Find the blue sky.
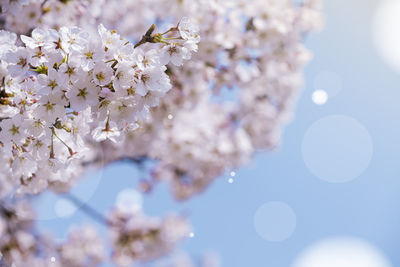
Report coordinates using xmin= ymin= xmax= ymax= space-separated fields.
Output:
xmin=36 ymin=0 xmax=400 ymax=266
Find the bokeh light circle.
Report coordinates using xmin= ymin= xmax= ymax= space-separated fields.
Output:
xmin=115 ymin=188 xmax=143 ymax=214
xmin=54 ymin=199 xmax=77 ymax=218
xmin=302 ymin=115 xmax=373 ymax=183
xmin=254 ymin=201 xmax=296 ymax=242
xmin=292 ymin=236 xmax=393 ymax=267
xmin=373 ymin=0 xmax=400 ymax=73
xmin=312 ymin=90 xmax=328 ymax=105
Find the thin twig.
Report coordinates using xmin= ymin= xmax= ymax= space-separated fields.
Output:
xmin=61 ymin=193 xmax=110 ymax=225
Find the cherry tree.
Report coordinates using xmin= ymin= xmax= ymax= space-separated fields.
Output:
xmin=0 ymin=0 xmax=323 ymax=266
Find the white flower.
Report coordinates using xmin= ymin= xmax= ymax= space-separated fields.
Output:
xmin=58 ymin=58 xmax=81 ymax=83
xmin=3 ymin=75 xmax=23 ymax=94
xmin=59 ymin=26 xmax=89 ymax=53
xmin=0 ymin=115 xmax=27 ymax=146
xmin=159 ymin=44 xmax=188 ymax=66
xmin=20 ymin=28 xmax=47 ymax=49
xmin=135 ymin=66 xmax=164 ymax=96
xmin=33 ymin=94 xmax=66 ymax=123
xmin=29 ymin=46 xmax=47 ymax=67
xmin=44 ymin=50 xmax=64 ymax=69
xmin=97 ymin=24 xmax=124 ymax=51
xmin=43 ymin=28 xmax=62 ymax=52
xmin=77 ymin=39 xmax=104 ymax=71
xmin=92 ymin=61 xmax=113 ymax=86
xmin=26 ymin=118 xmax=50 ymax=138
xmin=92 ymin=120 xmax=120 ymax=143
xmin=114 ymin=43 xmax=135 ymax=63
xmin=29 ymin=137 xmax=50 ymax=160
xmin=11 ymin=153 xmax=38 ymax=178
xmin=5 ymin=47 xmax=31 ymax=76
xmin=112 ymin=62 xmax=132 ymax=92
xmin=66 ymin=78 xmax=99 ymax=111
xmin=36 ymin=68 xmax=68 ymax=95
xmin=132 ymin=48 xmax=160 ymax=70
xmin=178 ymin=17 xmax=200 ymax=42
xmin=183 ymin=40 xmax=198 ymax=56
xmin=0 ymin=30 xmax=17 ymax=56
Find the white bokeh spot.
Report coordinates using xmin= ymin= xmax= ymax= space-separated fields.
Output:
xmin=302 ymin=115 xmax=373 ymax=183
xmin=292 ymin=236 xmax=393 ymax=267
xmin=254 ymin=201 xmax=296 ymax=242
xmin=373 ymin=0 xmax=400 ymax=73
xmin=116 ymin=188 xmax=143 ymax=214
xmin=312 ymin=90 xmax=328 ymax=105
xmin=54 ymin=199 xmax=77 ymax=218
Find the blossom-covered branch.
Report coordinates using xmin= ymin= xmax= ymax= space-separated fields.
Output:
xmin=0 ymin=0 xmax=323 ymax=266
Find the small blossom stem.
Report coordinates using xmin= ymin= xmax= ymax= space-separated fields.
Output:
xmin=49 ymin=128 xmax=55 ymax=159
xmin=163 ymin=37 xmax=183 ymax=40
xmin=51 ymin=127 xmax=74 ymax=156
xmin=105 ymin=112 xmax=111 ymax=131
xmin=104 ymin=59 xmax=117 ymax=64
xmin=161 ymin=28 xmax=177 ymax=35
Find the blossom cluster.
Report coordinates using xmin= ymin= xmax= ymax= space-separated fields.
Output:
xmin=0 ymin=19 xmax=199 ymax=197
xmin=57 ymin=225 xmax=104 ymax=267
xmin=108 ymin=208 xmax=190 ymax=266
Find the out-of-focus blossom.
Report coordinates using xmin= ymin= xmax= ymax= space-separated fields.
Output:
xmin=58 ymin=226 xmax=104 ymax=267
xmin=108 ymin=207 xmax=190 ymax=266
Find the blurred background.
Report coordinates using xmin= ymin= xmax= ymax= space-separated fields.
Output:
xmin=34 ymin=0 xmax=400 ymax=266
